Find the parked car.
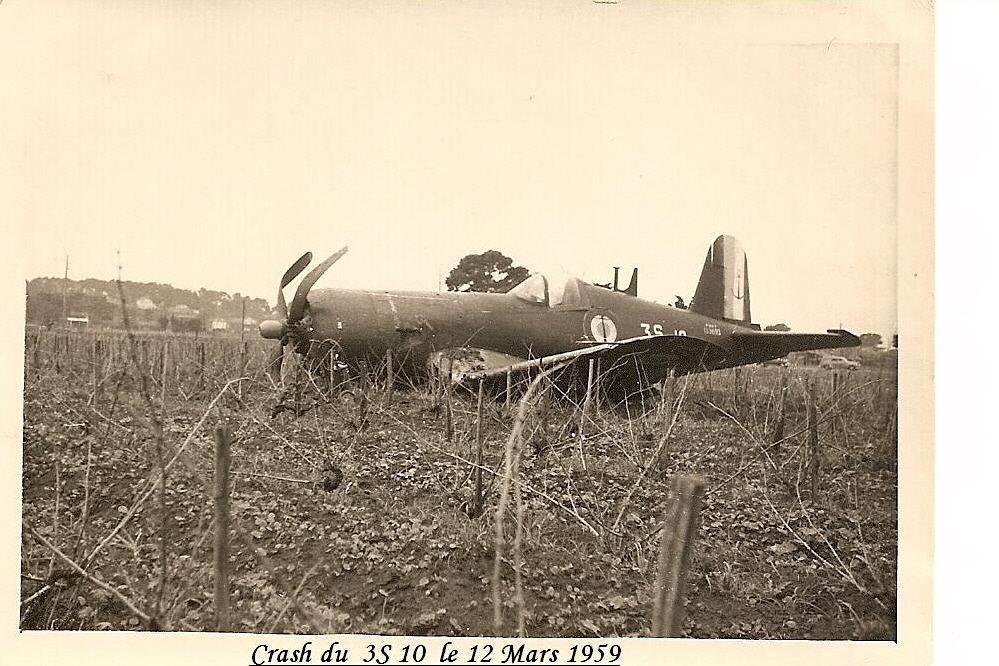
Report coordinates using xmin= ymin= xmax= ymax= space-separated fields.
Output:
xmin=820 ymin=355 xmax=860 ymax=370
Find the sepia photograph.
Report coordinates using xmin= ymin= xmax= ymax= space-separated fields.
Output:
xmin=3 ymin=1 xmax=936 ymax=664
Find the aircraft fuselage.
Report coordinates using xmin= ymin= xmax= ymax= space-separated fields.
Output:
xmin=301 ymin=281 xmax=752 ymax=384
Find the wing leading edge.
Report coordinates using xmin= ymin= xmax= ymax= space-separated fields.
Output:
xmin=449 ymin=328 xmax=858 ymax=391
xmin=460 ymin=335 xmax=727 ymax=387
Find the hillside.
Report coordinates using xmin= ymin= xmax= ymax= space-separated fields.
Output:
xmin=25 ymin=277 xmax=272 ymax=330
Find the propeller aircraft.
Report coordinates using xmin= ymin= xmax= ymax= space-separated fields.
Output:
xmin=259 ymin=236 xmax=860 ymax=400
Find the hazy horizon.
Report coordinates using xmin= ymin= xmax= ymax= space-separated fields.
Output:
xmin=5 ymin=1 xmax=931 ymax=341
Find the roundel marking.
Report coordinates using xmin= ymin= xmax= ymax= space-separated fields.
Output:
xmin=589 ymin=314 xmax=618 ymax=342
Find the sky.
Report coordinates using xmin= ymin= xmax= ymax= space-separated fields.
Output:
xmin=2 ymin=1 xmax=931 ymax=340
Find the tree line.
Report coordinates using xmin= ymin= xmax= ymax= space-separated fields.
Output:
xmin=25 ymin=277 xmax=271 ymax=329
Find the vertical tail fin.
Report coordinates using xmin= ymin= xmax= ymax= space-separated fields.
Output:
xmin=690 ymin=235 xmax=752 ymax=325
xmin=621 ymin=268 xmax=638 ymax=297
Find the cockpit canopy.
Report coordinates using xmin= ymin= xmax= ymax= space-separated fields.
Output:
xmin=509 ymin=274 xmax=588 ymax=309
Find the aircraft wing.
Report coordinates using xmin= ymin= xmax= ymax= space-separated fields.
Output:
xmin=730 ymin=328 xmax=861 ymax=362
xmin=459 ymin=335 xmax=726 ymax=386
xmin=454 ymin=344 xmax=613 ymax=383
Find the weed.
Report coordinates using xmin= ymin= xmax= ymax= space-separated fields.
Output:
xmin=21 ymin=328 xmax=896 ymax=638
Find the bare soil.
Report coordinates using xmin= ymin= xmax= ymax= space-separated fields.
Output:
xmin=20 ymin=328 xmax=897 ymax=639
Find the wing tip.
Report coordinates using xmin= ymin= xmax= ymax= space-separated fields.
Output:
xmin=826 ymin=329 xmax=862 ymax=347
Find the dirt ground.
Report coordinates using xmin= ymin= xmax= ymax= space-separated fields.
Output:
xmin=21 ymin=329 xmax=897 ymax=639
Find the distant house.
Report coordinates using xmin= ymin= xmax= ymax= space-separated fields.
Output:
xmin=210 ymin=318 xmax=229 ymax=333
xmin=169 ymin=305 xmax=203 ymax=333
xmin=225 ymin=316 xmax=259 ymax=333
xmin=66 ymin=313 xmax=89 ymax=329
xmin=136 ymin=297 xmax=157 ymax=310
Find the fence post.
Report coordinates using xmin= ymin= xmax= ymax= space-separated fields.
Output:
xmin=772 ymin=368 xmax=788 ymax=444
xmin=161 ymin=340 xmax=170 ymax=407
xmin=198 ymin=342 xmax=206 ymax=392
xmin=385 ymin=348 xmax=394 ymax=400
xmin=213 ymin=427 xmax=232 ymax=632
xmin=444 ymin=359 xmax=454 ymax=443
xmin=807 ymin=381 xmax=820 ymax=504
xmin=505 ymin=368 xmax=512 ymax=410
xmin=90 ymin=335 xmax=98 ymax=408
xmin=239 ymin=341 xmax=248 ymax=400
xmin=651 ymin=474 xmax=706 ymax=638
xmin=731 ymin=367 xmax=743 ymax=414
xmin=580 ymin=358 xmax=596 ymax=437
xmin=654 ymin=371 xmax=676 ymax=472
xmin=593 ymin=358 xmax=602 ymax=407
xmin=473 ymin=378 xmax=485 ymax=518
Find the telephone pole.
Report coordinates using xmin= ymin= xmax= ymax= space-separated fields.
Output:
xmin=62 ymin=255 xmax=69 ymax=327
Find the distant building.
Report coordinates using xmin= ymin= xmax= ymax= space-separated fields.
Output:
xmin=225 ymin=316 xmax=259 ymax=333
xmin=136 ymin=297 xmax=157 ymax=310
xmin=66 ymin=313 xmax=89 ymax=329
xmin=169 ymin=305 xmax=203 ymax=333
xmin=210 ymin=318 xmax=229 ymax=333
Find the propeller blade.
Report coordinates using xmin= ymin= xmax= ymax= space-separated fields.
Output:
xmin=288 ymin=246 xmax=348 ymax=323
xmin=275 ymin=252 xmax=312 ymax=319
xmin=281 ymin=252 xmax=313 ymax=289
xmin=276 ymin=290 xmax=288 ymax=319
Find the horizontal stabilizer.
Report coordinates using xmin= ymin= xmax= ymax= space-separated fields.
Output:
xmin=731 ymin=328 xmax=860 ymax=363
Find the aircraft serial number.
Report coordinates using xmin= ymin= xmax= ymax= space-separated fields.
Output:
xmin=640 ymin=323 xmax=686 ymax=337
xmin=703 ymin=323 xmax=722 ymax=336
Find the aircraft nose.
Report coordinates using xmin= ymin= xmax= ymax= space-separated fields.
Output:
xmin=259 ymin=320 xmax=286 ymax=340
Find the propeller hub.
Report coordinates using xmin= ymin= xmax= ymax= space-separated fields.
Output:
xmin=259 ymin=320 xmax=287 ymax=340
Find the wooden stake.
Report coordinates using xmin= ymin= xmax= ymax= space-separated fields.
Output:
xmin=731 ymin=367 xmax=741 ymax=413
xmin=655 ymin=371 xmax=676 ymax=472
xmin=772 ymin=369 xmax=787 ymax=444
xmin=807 ymin=381 xmax=820 ymax=504
xmin=213 ymin=427 xmax=232 ymax=632
xmin=580 ymin=358 xmax=595 ymax=438
xmin=505 ymin=369 xmax=512 ymax=410
xmin=160 ymin=340 xmax=169 ymax=400
xmin=474 ymin=378 xmax=485 ymax=517
xmin=651 ymin=475 xmax=706 ymax=637
xmin=90 ymin=335 xmax=98 ymax=408
xmin=198 ymin=342 xmax=206 ymax=392
xmin=444 ymin=359 xmax=454 ymax=443
xmin=593 ymin=357 xmax=602 ymax=407
xmin=385 ymin=348 xmax=394 ymax=400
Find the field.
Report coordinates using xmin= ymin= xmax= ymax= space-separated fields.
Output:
xmin=20 ymin=327 xmax=897 ymax=639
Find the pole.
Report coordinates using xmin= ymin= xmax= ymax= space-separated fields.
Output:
xmin=445 ymin=359 xmax=454 ymax=443
xmin=385 ymin=348 xmax=394 ymax=400
xmin=651 ymin=475 xmax=706 ymax=637
xmin=474 ymin=379 xmax=485 ymax=517
xmin=505 ymin=369 xmax=512 ymax=410
xmin=238 ymin=298 xmax=247 ymax=399
xmin=213 ymin=427 xmax=232 ymax=631
xmin=807 ymin=381 xmax=820 ymax=504
xmin=580 ymin=358 xmax=595 ymax=437
xmin=62 ymin=255 xmax=69 ymax=328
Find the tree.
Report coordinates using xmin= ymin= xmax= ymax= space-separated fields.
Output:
xmin=860 ymin=333 xmax=883 ymax=348
xmin=765 ymin=323 xmax=791 ymax=332
xmin=445 ymin=250 xmax=530 ymax=293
